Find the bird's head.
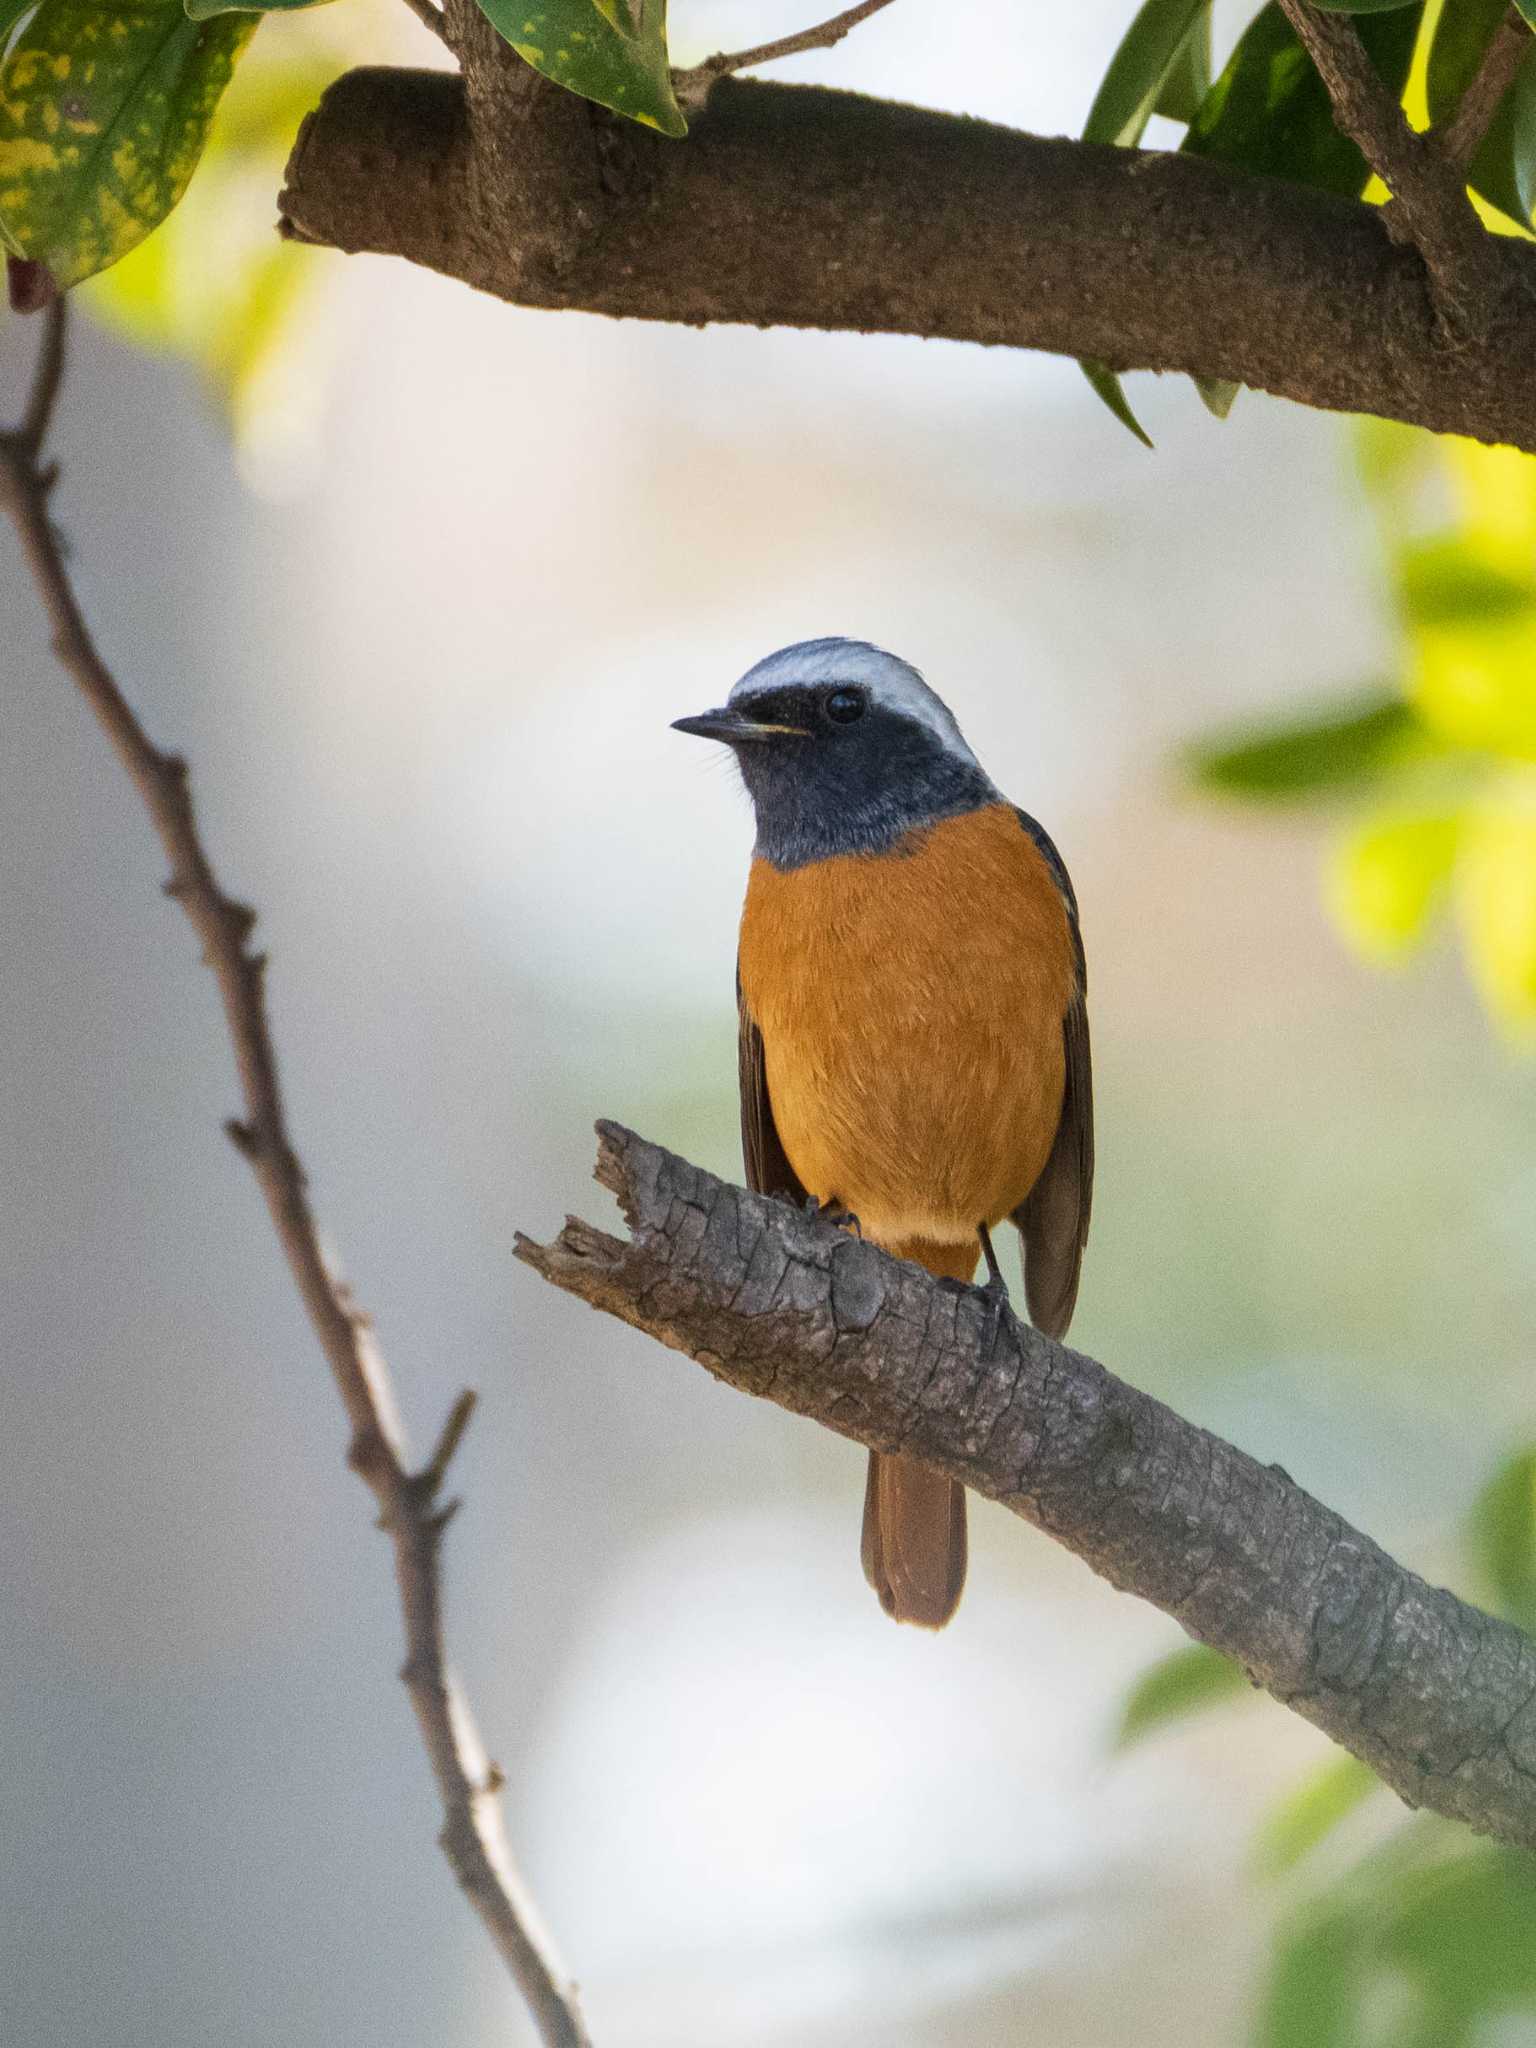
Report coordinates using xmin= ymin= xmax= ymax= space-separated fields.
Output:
xmin=673 ymin=638 xmax=996 ymax=869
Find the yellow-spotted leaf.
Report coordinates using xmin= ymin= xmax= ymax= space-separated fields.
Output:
xmin=184 ymin=0 xmax=328 ymax=16
xmin=0 ymin=2 xmax=255 ymax=289
xmin=1325 ymin=808 xmax=1460 ymax=963
xmin=474 ymin=0 xmax=684 ymax=137
xmin=1456 ymin=774 xmax=1536 ymax=1041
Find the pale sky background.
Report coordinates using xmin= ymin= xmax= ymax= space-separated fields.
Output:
xmin=5 ymin=3 xmax=1535 ymax=2046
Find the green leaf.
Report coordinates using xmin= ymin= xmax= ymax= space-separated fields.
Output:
xmin=1467 ymin=1446 xmax=1536 ymax=1630
xmin=1184 ymin=2 xmax=1422 ymax=198
xmin=1154 ymin=5 xmax=1210 ymax=123
xmin=1194 ymin=373 xmax=1239 ymax=419
xmin=183 ymin=0 xmax=329 ymax=16
xmin=1253 ymin=1754 xmax=1380 ymax=1877
xmin=1381 ymin=1849 xmax=1536 ymax=2015
xmin=1114 ymin=1641 xmax=1250 ymax=1747
xmin=474 ymin=0 xmax=685 ymax=137
xmin=1187 ymin=693 xmax=1418 ymax=802
xmin=1078 ymin=357 xmax=1153 ymax=448
xmin=0 ymin=0 xmax=39 ymax=47
xmin=1084 ymin=0 xmax=1212 ymax=147
xmin=1398 ymin=539 xmax=1536 ymax=626
xmin=1258 ymin=1907 xmax=1366 ymax=2048
xmin=1307 ymin=0 xmax=1418 ymax=10
xmin=0 ymin=2 xmax=255 ymax=288
xmin=1326 ymin=805 xmax=1461 ymax=962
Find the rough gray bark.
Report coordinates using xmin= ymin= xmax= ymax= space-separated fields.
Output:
xmin=280 ymin=65 xmax=1536 ymax=453
xmin=516 ymin=1121 xmax=1536 ymax=1852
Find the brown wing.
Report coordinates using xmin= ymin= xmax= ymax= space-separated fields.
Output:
xmin=738 ymin=967 xmax=808 ymax=1204
xmin=1010 ymin=813 xmax=1094 ymax=1342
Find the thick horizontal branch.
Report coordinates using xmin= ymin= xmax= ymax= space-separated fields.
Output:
xmin=281 ymin=68 xmax=1536 ymax=451
xmin=517 ymin=1122 xmax=1536 ymax=1851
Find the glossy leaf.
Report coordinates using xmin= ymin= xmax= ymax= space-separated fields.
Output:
xmin=81 ymin=31 xmax=332 ymax=449
xmin=1467 ymin=1445 xmax=1536 ymax=1631
xmin=1154 ymin=4 xmax=1210 ymax=123
xmin=474 ymin=0 xmax=685 ymax=137
xmin=1253 ymin=1754 xmax=1380 ymax=1877
xmin=0 ymin=0 xmax=38 ymax=45
xmin=0 ymin=3 xmax=255 ymax=288
xmin=1083 ymin=0 xmax=1212 ymax=148
xmin=1456 ymin=775 xmax=1536 ymax=1039
xmin=1184 ymin=2 xmax=1422 ymax=198
xmin=1326 ymin=807 xmax=1460 ymax=962
xmin=1114 ymin=1641 xmax=1249 ymax=1747
xmin=184 ymin=0 xmax=330 ymax=17
xmin=1078 ymin=356 xmax=1154 ymax=448
xmin=1187 ymin=694 xmax=1417 ymax=802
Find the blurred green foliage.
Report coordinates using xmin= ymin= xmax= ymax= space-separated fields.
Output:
xmin=1117 ymin=1446 xmax=1536 ymax=2044
xmin=1192 ymin=428 xmax=1536 ymax=1046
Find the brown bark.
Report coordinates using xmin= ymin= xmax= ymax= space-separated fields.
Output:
xmin=517 ymin=1122 xmax=1536 ymax=1853
xmin=281 ymin=65 xmax=1536 ymax=451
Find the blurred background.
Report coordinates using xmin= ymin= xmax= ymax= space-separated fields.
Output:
xmin=4 ymin=1 xmax=1536 ymax=2043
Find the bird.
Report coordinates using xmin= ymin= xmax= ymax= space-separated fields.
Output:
xmin=673 ymin=638 xmax=1092 ymax=1629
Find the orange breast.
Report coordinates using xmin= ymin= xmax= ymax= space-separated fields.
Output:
xmin=738 ymin=802 xmax=1076 ymax=1252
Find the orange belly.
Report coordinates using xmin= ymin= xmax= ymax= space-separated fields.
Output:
xmin=738 ymin=802 xmax=1075 ymax=1250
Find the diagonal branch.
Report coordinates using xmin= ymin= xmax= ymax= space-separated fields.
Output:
xmin=279 ymin=71 xmax=1536 ymax=454
xmin=673 ymin=0 xmax=896 ymax=108
xmin=1276 ymin=0 xmax=1509 ymax=334
xmin=398 ymin=0 xmax=452 ymax=47
xmin=517 ymin=1122 xmax=1536 ymax=1854
xmin=1441 ymin=3 xmax=1532 ymax=169
xmin=0 ymin=310 xmax=589 ymax=2048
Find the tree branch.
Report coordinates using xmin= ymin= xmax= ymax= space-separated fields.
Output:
xmin=1276 ymin=0 xmax=1507 ymax=334
xmin=516 ymin=1122 xmax=1536 ymax=1853
xmin=279 ymin=69 xmax=1536 ymax=453
xmin=1441 ymin=4 xmax=1532 ymax=169
xmin=398 ymin=0 xmax=452 ymax=48
xmin=0 ymin=311 xmax=589 ymax=2048
xmin=673 ymin=0 xmax=896 ymax=109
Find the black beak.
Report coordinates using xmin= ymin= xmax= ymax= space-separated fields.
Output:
xmin=672 ymin=707 xmax=808 ymax=743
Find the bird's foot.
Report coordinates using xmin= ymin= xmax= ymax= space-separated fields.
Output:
xmin=811 ymin=1197 xmax=862 ymax=1238
xmin=977 ymin=1223 xmax=1011 ymax=1359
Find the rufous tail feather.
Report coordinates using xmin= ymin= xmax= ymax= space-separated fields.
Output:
xmin=860 ymin=1235 xmax=975 ymax=1629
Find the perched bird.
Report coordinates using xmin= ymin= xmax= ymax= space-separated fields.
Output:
xmin=674 ymin=639 xmax=1092 ymax=1629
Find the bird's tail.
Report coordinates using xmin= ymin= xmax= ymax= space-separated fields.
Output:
xmin=860 ymin=1234 xmax=975 ymax=1629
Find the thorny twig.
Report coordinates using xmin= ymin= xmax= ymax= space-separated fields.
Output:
xmin=0 ymin=303 xmax=589 ymax=2048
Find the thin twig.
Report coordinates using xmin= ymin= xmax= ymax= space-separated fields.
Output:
xmin=399 ymin=0 xmax=453 ymax=48
xmin=673 ymin=0 xmax=895 ymax=107
xmin=0 ymin=306 xmax=589 ymax=2048
xmin=1441 ymin=3 xmax=1531 ymax=169
xmin=1277 ymin=0 xmax=1509 ymax=337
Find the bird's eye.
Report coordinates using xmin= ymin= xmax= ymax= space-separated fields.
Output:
xmin=824 ymin=687 xmax=867 ymax=725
